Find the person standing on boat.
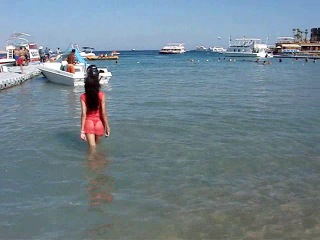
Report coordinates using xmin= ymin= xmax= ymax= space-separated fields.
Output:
xmin=24 ymin=47 xmax=30 ymax=65
xmin=80 ymin=65 xmax=110 ymax=148
xmin=66 ymin=49 xmax=76 ymax=73
xmin=38 ymin=46 xmax=45 ymax=63
xmin=44 ymin=47 xmax=49 ymax=61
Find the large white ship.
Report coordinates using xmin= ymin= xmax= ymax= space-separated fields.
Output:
xmin=224 ymin=37 xmax=272 ymax=58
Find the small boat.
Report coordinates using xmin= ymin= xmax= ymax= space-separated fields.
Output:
xmin=159 ymin=43 xmax=186 ymax=54
xmin=86 ymin=55 xmax=119 ymax=61
xmin=79 ymin=46 xmax=96 ymax=58
xmin=111 ymin=51 xmax=120 ymax=55
xmin=37 ymin=44 xmax=112 ymax=86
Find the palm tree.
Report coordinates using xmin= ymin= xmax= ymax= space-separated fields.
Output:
xmin=293 ymin=28 xmax=296 ymax=40
xmin=296 ymin=28 xmax=301 ymax=41
xmin=305 ymin=29 xmax=308 ymax=42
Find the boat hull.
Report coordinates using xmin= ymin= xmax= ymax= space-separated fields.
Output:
xmin=224 ymin=52 xmax=272 ymax=58
xmin=86 ymin=56 xmax=119 ymax=60
xmin=159 ymin=51 xmax=185 ymax=54
xmin=0 ymin=58 xmax=16 ymax=66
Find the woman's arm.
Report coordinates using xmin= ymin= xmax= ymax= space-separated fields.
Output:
xmin=80 ymin=99 xmax=87 ymax=141
xmin=100 ymin=93 xmax=110 ymax=136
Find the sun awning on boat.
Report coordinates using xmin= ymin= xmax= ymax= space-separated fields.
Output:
xmin=63 ymin=44 xmax=88 ymax=65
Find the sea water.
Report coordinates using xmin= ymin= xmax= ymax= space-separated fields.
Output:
xmin=0 ymin=51 xmax=319 ymax=239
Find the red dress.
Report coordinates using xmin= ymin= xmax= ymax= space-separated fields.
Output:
xmin=80 ymin=92 xmax=105 ymax=135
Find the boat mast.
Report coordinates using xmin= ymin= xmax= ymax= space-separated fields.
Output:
xmin=266 ymin=34 xmax=270 ymax=45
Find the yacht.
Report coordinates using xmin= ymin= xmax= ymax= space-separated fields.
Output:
xmin=195 ymin=46 xmax=207 ymax=51
xmin=224 ymin=38 xmax=272 ymax=58
xmin=209 ymin=46 xmax=226 ymax=53
xmin=159 ymin=43 xmax=186 ymax=54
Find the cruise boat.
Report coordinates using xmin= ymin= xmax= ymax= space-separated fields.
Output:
xmin=209 ymin=46 xmax=226 ymax=53
xmin=37 ymin=45 xmax=112 ymax=86
xmin=159 ymin=43 xmax=186 ymax=54
xmin=224 ymin=37 xmax=272 ymax=58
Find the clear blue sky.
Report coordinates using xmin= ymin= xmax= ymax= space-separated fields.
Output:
xmin=1 ymin=0 xmax=319 ymax=51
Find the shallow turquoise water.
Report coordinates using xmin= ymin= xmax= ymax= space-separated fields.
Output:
xmin=0 ymin=51 xmax=320 ymax=239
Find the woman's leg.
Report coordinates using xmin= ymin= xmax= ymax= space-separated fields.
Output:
xmin=95 ymin=135 xmax=103 ymax=144
xmin=86 ymin=134 xmax=97 ymax=148
xmin=20 ymin=64 xmax=24 ymax=74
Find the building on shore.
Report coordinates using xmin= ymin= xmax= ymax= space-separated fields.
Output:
xmin=272 ymin=27 xmax=320 ymax=58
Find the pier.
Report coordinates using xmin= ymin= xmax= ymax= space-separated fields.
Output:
xmin=0 ymin=63 xmax=41 ymax=90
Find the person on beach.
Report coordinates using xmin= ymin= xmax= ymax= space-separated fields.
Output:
xmin=80 ymin=65 xmax=110 ymax=148
xmin=66 ymin=49 xmax=76 ymax=73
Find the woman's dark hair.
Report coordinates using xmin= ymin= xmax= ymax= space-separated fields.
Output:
xmin=86 ymin=65 xmax=99 ymax=78
xmin=84 ymin=76 xmax=100 ymax=111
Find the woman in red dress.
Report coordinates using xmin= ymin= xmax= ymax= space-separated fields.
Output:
xmin=80 ymin=65 xmax=110 ymax=148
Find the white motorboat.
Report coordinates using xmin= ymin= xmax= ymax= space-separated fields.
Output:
xmin=78 ymin=46 xmax=96 ymax=58
xmin=111 ymin=51 xmax=120 ymax=55
xmin=159 ymin=43 xmax=186 ymax=54
xmin=209 ymin=46 xmax=226 ymax=53
xmin=37 ymin=45 xmax=112 ymax=86
xmin=224 ymin=37 xmax=273 ymax=58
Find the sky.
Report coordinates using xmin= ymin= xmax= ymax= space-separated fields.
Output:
xmin=1 ymin=0 xmax=319 ymax=51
